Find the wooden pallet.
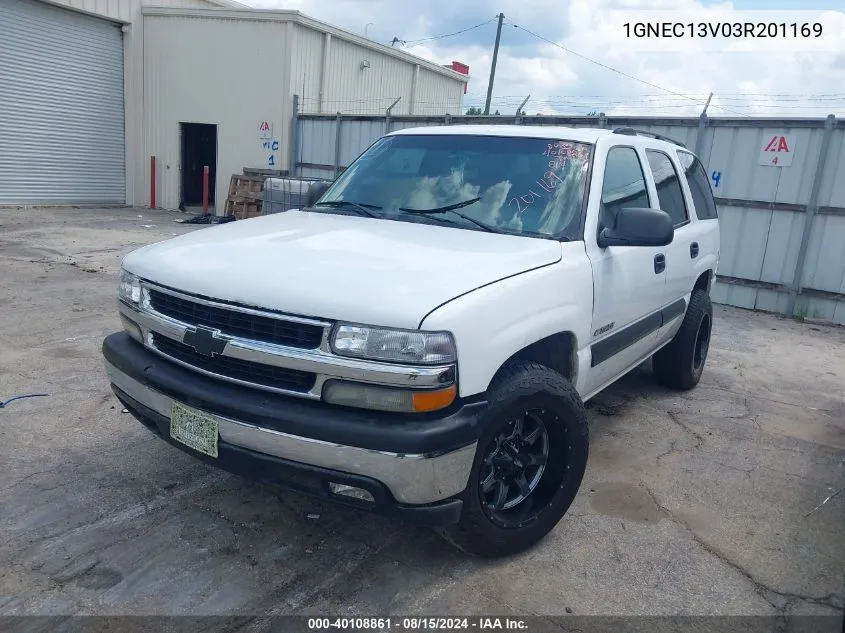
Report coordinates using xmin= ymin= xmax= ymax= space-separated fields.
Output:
xmin=224 ymin=173 xmax=265 ymax=219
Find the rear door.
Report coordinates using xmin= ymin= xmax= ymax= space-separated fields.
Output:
xmin=677 ymin=150 xmax=721 ymax=287
xmin=583 ymin=144 xmax=667 ymax=396
xmin=643 ymin=149 xmax=696 ymax=342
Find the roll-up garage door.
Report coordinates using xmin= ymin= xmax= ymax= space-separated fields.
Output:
xmin=0 ymin=0 xmax=125 ymax=204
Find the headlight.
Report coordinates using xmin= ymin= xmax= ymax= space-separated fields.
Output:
xmin=331 ymin=324 xmax=456 ymax=364
xmin=118 ymin=269 xmax=141 ymax=305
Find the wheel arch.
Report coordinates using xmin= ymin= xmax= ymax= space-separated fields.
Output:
xmin=488 ymin=331 xmax=579 ymax=391
xmin=694 ymin=269 xmax=713 ymax=294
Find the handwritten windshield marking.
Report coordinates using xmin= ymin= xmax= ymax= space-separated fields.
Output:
xmin=543 ymin=142 xmax=590 ymax=171
xmin=508 ymin=171 xmax=566 ymax=215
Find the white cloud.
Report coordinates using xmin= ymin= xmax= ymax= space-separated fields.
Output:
xmin=244 ymin=0 xmax=845 ymax=117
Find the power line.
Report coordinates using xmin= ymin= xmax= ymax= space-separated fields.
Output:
xmin=394 ymin=17 xmax=497 ymax=47
xmin=504 ymin=21 xmax=751 ymax=117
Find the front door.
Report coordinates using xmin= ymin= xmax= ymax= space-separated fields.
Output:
xmin=582 ymin=145 xmax=668 ymax=397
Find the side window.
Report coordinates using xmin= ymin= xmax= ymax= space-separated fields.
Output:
xmin=678 ymin=151 xmax=718 ymax=220
xmin=600 ymin=147 xmax=650 ymax=230
xmin=645 ymin=150 xmax=688 ymax=227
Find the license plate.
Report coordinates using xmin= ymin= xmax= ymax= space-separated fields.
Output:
xmin=170 ymin=402 xmax=219 ymax=458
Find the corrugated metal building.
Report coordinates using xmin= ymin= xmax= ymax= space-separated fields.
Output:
xmin=0 ymin=0 xmax=468 ymax=210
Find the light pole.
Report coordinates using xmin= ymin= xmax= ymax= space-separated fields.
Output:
xmin=365 ymin=23 xmax=374 ymax=38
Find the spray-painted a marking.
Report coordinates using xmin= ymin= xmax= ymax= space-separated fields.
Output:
xmin=712 ymin=171 xmax=722 ymax=188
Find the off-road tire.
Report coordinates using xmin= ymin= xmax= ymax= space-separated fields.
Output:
xmin=436 ymin=360 xmax=589 ymax=557
xmin=653 ymin=289 xmax=713 ymax=390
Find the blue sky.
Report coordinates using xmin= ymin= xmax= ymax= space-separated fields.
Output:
xmin=245 ymin=0 xmax=845 ymax=117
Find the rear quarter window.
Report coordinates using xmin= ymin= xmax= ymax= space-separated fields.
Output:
xmin=678 ymin=151 xmax=718 ymax=220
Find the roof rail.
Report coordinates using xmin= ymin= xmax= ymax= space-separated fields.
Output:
xmin=612 ymin=127 xmax=686 ymax=148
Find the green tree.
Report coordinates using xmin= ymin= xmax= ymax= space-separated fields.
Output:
xmin=465 ymin=106 xmax=483 ymax=115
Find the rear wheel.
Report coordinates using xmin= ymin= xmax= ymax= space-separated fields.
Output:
xmin=436 ymin=360 xmax=589 ymax=557
xmin=653 ymin=289 xmax=713 ymax=390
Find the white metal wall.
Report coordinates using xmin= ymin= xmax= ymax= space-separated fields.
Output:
xmin=296 ymin=113 xmax=845 ymax=324
xmin=0 ymin=0 xmax=125 ymax=204
xmin=290 ymin=23 xmax=326 ymax=115
xmin=413 ymin=70 xmax=464 ymax=116
xmin=141 ymin=9 xmax=466 ymax=210
xmin=143 ymin=14 xmax=289 ymax=211
xmin=293 ymin=24 xmax=465 ymax=117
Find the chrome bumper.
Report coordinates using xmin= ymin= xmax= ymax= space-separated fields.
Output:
xmin=105 ymin=361 xmax=477 ymax=505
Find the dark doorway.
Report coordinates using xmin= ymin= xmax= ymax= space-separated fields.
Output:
xmin=180 ymin=123 xmax=217 ymax=210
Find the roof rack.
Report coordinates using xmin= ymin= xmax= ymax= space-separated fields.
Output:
xmin=612 ymin=127 xmax=686 ymax=148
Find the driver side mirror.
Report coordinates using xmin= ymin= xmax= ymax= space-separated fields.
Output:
xmin=598 ymin=207 xmax=674 ymax=248
xmin=305 ymin=180 xmax=332 ymax=208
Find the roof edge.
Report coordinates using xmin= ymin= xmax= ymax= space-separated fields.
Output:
xmin=140 ymin=6 xmax=470 ymax=83
xmin=204 ymin=0 xmax=251 ymax=8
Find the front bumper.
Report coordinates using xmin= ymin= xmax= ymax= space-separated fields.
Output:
xmin=103 ymin=332 xmax=487 ymax=525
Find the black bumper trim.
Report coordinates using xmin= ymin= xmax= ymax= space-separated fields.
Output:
xmin=103 ymin=331 xmax=487 ymax=455
xmin=114 ymin=387 xmax=463 ymax=527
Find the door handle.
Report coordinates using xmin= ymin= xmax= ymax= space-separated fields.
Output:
xmin=690 ymin=242 xmax=699 ymax=258
xmin=654 ymin=253 xmax=666 ymax=274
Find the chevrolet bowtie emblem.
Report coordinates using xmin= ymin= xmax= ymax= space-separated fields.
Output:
xmin=183 ymin=326 xmax=227 ymax=357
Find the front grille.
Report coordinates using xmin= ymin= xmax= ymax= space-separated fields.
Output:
xmin=152 ymin=333 xmax=317 ymax=393
xmin=148 ymin=289 xmax=324 ymax=349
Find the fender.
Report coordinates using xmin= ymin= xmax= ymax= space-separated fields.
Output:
xmin=420 ymin=243 xmax=594 ymax=398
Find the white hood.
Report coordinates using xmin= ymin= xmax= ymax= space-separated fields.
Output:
xmin=123 ymin=211 xmax=562 ymax=329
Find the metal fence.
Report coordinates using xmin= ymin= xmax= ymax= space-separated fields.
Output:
xmin=292 ymin=107 xmax=845 ymax=325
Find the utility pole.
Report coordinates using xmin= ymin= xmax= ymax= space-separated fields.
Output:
xmin=701 ymin=92 xmax=714 ymax=116
xmin=484 ymin=13 xmax=504 ymax=115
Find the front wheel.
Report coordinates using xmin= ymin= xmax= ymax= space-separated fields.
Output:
xmin=653 ymin=289 xmax=713 ymax=390
xmin=436 ymin=360 xmax=589 ymax=557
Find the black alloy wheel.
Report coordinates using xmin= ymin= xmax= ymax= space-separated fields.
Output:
xmin=479 ymin=410 xmax=554 ymax=526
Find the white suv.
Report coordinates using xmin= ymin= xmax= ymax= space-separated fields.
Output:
xmin=104 ymin=125 xmax=720 ymax=556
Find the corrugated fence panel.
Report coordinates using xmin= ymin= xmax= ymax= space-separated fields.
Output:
xmin=710 ymin=282 xmax=757 ymax=310
xmin=818 ymin=128 xmax=845 ymax=208
xmin=802 ymin=214 xmax=845 ymax=293
xmin=389 ymin=120 xmax=438 ymax=132
xmin=709 ymin=125 xmax=826 ymax=205
xmin=717 ymin=205 xmax=773 ymax=281
xmin=298 ymin=165 xmax=335 ymax=180
xmin=759 ymin=210 xmax=806 ymax=285
xmin=300 ymin=119 xmax=337 ymax=167
xmin=338 ymin=120 xmax=384 ymax=166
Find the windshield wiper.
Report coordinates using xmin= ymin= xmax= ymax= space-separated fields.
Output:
xmin=313 ymin=200 xmax=381 ymax=218
xmin=399 ymin=197 xmax=480 ymax=215
xmin=398 ymin=197 xmax=503 ymax=234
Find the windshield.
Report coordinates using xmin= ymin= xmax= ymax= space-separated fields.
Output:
xmin=314 ymin=134 xmax=592 ymax=239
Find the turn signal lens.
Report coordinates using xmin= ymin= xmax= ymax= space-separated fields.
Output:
xmin=120 ymin=314 xmax=143 ymax=342
xmin=412 ymin=385 xmax=457 ymax=412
